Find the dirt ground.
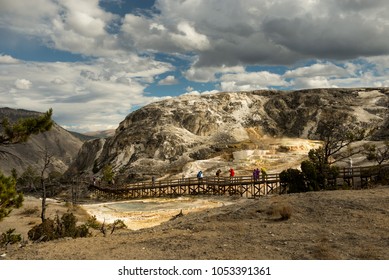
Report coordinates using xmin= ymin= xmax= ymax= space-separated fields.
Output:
xmin=1 ymin=186 xmax=388 ymax=260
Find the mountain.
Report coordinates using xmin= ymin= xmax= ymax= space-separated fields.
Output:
xmin=66 ymin=88 xmax=389 ymax=182
xmin=0 ymin=108 xmax=83 ymax=177
xmin=83 ymin=129 xmax=116 ymax=139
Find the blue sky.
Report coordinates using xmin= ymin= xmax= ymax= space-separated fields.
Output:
xmin=1 ymin=0 xmax=389 ymax=132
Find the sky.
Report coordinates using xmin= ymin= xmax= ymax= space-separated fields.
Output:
xmin=0 ymin=0 xmax=389 ymax=133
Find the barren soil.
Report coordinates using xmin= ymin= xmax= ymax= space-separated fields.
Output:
xmin=1 ymin=186 xmax=388 ymax=260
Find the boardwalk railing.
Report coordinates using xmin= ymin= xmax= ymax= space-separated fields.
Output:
xmin=89 ymin=173 xmax=281 ymax=200
xmin=89 ymin=163 xmax=389 ymax=200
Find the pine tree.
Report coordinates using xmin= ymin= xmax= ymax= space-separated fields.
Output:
xmin=0 ymin=108 xmax=53 ymax=220
xmin=0 ymin=172 xmax=23 ymax=221
xmin=0 ymin=108 xmax=53 ymax=145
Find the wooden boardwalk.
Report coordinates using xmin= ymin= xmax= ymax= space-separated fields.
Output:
xmin=88 ymin=164 xmax=388 ymax=200
xmin=90 ymin=174 xmax=281 ymax=200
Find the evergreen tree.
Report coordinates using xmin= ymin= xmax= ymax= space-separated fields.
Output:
xmin=0 ymin=108 xmax=53 ymax=220
xmin=0 ymin=172 xmax=23 ymax=221
xmin=0 ymin=108 xmax=53 ymax=145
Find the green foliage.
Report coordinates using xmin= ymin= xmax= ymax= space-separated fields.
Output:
xmin=27 ymin=218 xmax=57 ymax=242
xmin=280 ymin=168 xmax=307 ymax=193
xmin=301 ymin=160 xmax=320 ymax=191
xmin=0 ymin=108 xmax=53 ymax=145
xmin=17 ymin=166 xmax=40 ymax=189
xmin=11 ymin=168 xmax=18 ymax=180
xmin=0 ymin=228 xmax=22 ymax=247
xmin=86 ymin=215 xmax=102 ymax=229
xmin=111 ymin=219 xmax=127 ymax=230
xmin=0 ymin=172 xmax=24 ymax=221
xmin=28 ymin=212 xmax=90 ymax=242
xmin=102 ymin=164 xmax=115 ymax=184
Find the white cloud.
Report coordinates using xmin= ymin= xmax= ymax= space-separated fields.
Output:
xmin=220 ymin=71 xmax=288 ymax=91
xmin=283 ymin=62 xmax=351 ymax=79
xmin=158 ymin=75 xmax=178 ymax=85
xmin=0 ymin=55 xmax=20 ymax=64
xmin=185 ymin=65 xmax=245 ymax=83
xmin=121 ymin=15 xmax=210 ymax=53
xmin=0 ymin=57 xmax=173 ymax=132
xmin=291 ymin=76 xmax=334 ymax=89
xmin=14 ymin=79 xmax=32 ymax=90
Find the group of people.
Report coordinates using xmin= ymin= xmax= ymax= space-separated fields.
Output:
xmin=252 ymin=168 xmax=261 ymax=181
xmin=197 ymin=168 xmax=236 ymax=180
xmin=198 ymin=167 xmax=264 ymax=180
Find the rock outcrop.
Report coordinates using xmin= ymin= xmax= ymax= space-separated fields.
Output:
xmin=67 ymin=88 xmax=389 ymax=182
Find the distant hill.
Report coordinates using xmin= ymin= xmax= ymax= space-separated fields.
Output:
xmin=69 ymin=131 xmax=97 ymax=142
xmin=0 ymin=107 xmax=83 ymax=177
xmin=83 ymin=129 xmax=116 ymax=139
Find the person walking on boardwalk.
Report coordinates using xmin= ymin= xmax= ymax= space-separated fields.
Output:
xmin=229 ymin=168 xmax=235 ymax=182
xmin=197 ymin=170 xmax=203 ymax=184
xmin=253 ymin=168 xmax=260 ymax=182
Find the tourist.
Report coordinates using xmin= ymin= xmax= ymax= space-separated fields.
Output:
xmin=197 ymin=170 xmax=203 ymax=187
xmin=253 ymin=168 xmax=260 ymax=181
xmin=229 ymin=168 xmax=235 ymax=181
xmin=197 ymin=170 xmax=203 ymax=181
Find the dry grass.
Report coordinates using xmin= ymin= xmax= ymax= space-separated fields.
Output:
xmin=267 ymin=203 xmax=293 ymax=220
xmin=19 ymin=206 xmax=40 ymax=216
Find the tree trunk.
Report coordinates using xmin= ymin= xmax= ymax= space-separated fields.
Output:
xmin=41 ymin=178 xmax=46 ymax=222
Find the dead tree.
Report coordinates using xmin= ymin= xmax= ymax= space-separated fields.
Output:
xmin=40 ymin=148 xmax=53 ymax=222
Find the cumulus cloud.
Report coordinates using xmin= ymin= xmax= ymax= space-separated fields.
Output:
xmin=158 ymin=75 xmax=178 ymax=85
xmin=0 ymin=57 xmax=173 ymax=132
xmin=153 ymin=0 xmax=389 ymax=65
xmin=220 ymin=71 xmax=288 ymax=91
xmin=283 ymin=62 xmax=351 ymax=79
xmin=121 ymin=15 xmax=210 ymax=53
xmin=0 ymin=55 xmax=20 ymax=64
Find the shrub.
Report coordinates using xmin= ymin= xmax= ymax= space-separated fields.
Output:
xmin=111 ymin=219 xmax=127 ymax=230
xmin=301 ymin=160 xmax=320 ymax=191
xmin=267 ymin=204 xmax=292 ymax=220
xmin=0 ymin=228 xmax=22 ymax=247
xmin=28 ymin=218 xmax=57 ymax=242
xmin=28 ymin=212 xmax=90 ymax=242
xmin=86 ymin=215 xmax=102 ymax=229
xmin=20 ymin=206 xmax=40 ymax=216
xmin=280 ymin=168 xmax=307 ymax=193
xmin=279 ymin=205 xmax=292 ymax=220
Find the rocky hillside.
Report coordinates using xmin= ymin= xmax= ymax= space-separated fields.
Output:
xmin=0 ymin=108 xmax=83 ymax=177
xmin=66 ymin=88 xmax=389 ymax=182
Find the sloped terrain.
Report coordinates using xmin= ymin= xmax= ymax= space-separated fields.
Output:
xmin=1 ymin=186 xmax=388 ymax=260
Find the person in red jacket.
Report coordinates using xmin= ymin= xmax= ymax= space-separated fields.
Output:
xmin=229 ymin=168 xmax=235 ymax=181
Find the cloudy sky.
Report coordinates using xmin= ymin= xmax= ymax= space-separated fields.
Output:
xmin=1 ymin=0 xmax=389 ymax=132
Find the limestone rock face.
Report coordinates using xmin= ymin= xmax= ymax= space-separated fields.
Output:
xmin=68 ymin=88 xmax=389 ymax=181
